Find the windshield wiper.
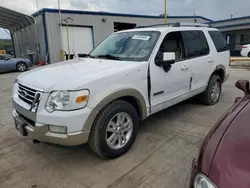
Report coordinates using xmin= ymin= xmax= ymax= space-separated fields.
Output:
xmin=95 ymin=54 xmax=120 ymax=60
xmin=86 ymin=54 xmax=96 ymax=58
xmin=78 ymin=53 xmax=95 ymax=58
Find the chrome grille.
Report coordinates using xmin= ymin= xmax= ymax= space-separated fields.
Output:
xmin=18 ymin=83 xmax=37 ymax=105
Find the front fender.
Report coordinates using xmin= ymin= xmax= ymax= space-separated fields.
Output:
xmin=83 ymin=88 xmax=148 ymax=132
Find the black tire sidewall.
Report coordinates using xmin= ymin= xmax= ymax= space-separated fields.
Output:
xmin=96 ymin=101 xmax=139 ymax=158
xmin=248 ymin=52 xmax=250 ymax=57
xmin=206 ymin=75 xmax=222 ymax=105
xmin=17 ymin=62 xmax=27 ymax=72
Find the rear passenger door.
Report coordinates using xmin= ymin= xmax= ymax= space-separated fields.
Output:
xmin=181 ymin=30 xmax=212 ymax=91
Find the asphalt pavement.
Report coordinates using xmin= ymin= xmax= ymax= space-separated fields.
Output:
xmin=0 ymin=68 xmax=250 ymax=188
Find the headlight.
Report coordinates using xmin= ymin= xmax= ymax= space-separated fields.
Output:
xmin=194 ymin=173 xmax=217 ymax=188
xmin=45 ymin=90 xmax=89 ymax=113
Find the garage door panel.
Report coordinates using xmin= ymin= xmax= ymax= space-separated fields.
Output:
xmin=61 ymin=26 xmax=94 ymax=57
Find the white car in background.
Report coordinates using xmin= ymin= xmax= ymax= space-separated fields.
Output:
xmin=241 ymin=44 xmax=250 ymax=57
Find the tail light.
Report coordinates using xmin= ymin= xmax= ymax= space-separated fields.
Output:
xmin=242 ymin=46 xmax=247 ymax=49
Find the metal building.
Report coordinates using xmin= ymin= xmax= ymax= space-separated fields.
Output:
xmin=12 ymin=8 xmax=211 ymax=63
xmin=207 ymin=17 xmax=250 ymax=55
xmin=0 ymin=6 xmax=36 ymax=59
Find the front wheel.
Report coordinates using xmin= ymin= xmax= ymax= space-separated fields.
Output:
xmin=16 ymin=62 xmax=27 ymax=72
xmin=200 ymin=75 xmax=222 ymax=105
xmin=88 ymin=100 xmax=139 ymax=159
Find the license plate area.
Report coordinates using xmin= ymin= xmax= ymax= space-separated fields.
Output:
xmin=14 ymin=116 xmax=28 ymax=136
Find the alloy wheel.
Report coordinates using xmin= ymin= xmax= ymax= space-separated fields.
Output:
xmin=106 ymin=112 xmax=133 ymax=150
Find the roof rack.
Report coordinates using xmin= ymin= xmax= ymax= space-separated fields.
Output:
xmin=137 ymin=22 xmax=211 ymax=29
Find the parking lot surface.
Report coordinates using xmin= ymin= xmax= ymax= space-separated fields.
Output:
xmin=1 ymin=68 xmax=250 ymax=188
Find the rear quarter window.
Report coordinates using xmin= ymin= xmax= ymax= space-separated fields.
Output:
xmin=209 ymin=31 xmax=229 ymax=52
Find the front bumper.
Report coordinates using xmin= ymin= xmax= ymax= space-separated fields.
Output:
xmin=12 ymin=103 xmax=91 ymax=146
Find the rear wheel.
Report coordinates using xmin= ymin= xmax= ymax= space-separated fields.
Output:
xmin=16 ymin=62 xmax=27 ymax=72
xmin=248 ymin=52 xmax=250 ymax=57
xmin=200 ymin=75 xmax=222 ymax=105
xmin=88 ymin=100 xmax=139 ymax=159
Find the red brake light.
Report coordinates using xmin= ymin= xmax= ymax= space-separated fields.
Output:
xmin=242 ymin=46 xmax=247 ymax=49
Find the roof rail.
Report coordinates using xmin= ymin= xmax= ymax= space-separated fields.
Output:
xmin=137 ymin=22 xmax=211 ymax=29
xmin=176 ymin=22 xmax=211 ymax=27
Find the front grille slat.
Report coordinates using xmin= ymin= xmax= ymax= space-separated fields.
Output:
xmin=18 ymin=84 xmax=36 ymax=94
xmin=18 ymin=89 xmax=35 ymax=99
xmin=18 ymin=94 xmax=33 ymax=103
xmin=17 ymin=83 xmax=39 ymax=106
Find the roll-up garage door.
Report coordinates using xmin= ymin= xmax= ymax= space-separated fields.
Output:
xmin=61 ymin=26 xmax=94 ymax=57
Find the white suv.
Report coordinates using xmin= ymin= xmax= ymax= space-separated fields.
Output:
xmin=12 ymin=23 xmax=230 ymax=159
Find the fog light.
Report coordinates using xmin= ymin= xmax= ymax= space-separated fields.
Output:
xmin=48 ymin=125 xmax=67 ymax=134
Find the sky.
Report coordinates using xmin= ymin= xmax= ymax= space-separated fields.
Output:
xmin=1 ymin=0 xmax=250 ymax=38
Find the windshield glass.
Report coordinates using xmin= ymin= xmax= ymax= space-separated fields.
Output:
xmin=90 ymin=31 xmax=160 ymax=61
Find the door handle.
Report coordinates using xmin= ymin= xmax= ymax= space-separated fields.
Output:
xmin=208 ymin=59 xmax=214 ymax=63
xmin=181 ymin=64 xmax=189 ymax=70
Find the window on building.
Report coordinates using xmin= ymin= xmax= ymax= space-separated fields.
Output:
xmin=240 ymin=33 xmax=250 ymax=45
xmin=181 ymin=30 xmax=210 ymax=58
xmin=114 ymin=22 xmax=136 ymax=32
xmin=209 ymin=31 xmax=229 ymax=52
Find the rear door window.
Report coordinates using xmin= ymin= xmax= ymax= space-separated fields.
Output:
xmin=209 ymin=31 xmax=229 ymax=52
xmin=181 ymin=30 xmax=209 ymax=59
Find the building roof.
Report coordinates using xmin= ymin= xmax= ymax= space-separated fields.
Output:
xmin=207 ymin=16 xmax=250 ymax=24
xmin=0 ymin=6 xmax=36 ymax=32
xmin=206 ymin=16 xmax=250 ymax=31
xmin=32 ymin=8 xmax=213 ymax=22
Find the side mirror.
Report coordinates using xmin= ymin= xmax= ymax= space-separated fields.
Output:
xmin=163 ymin=52 xmax=175 ymax=64
xmin=155 ymin=52 xmax=176 ymax=67
xmin=235 ymin=80 xmax=250 ymax=95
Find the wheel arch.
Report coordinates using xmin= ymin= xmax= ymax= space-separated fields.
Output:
xmin=212 ymin=65 xmax=226 ymax=83
xmin=16 ymin=61 xmax=27 ymax=69
xmin=84 ymin=89 xmax=148 ymax=132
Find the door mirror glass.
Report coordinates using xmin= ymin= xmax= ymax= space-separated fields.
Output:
xmin=235 ymin=80 xmax=250 ymax=95
xmin=163 ymin=52 xmax=175 ymax=63
xmin=155 ymin=52 xmax=176 ymax=67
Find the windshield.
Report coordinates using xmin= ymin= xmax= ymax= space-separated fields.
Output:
xmin=90 ymin=31 xmax=160 ymax=61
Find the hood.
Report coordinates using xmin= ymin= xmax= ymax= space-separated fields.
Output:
xmin=209 ymin=99 xmax=250 ymax=188
xmin=17 ymin=58 xmax=145 ymax=92
xmin=197 ymin=97 xmax=250 ymax=176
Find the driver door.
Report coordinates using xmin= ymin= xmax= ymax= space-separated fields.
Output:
xmin=150 ymin=31 xmax=191 ymax=114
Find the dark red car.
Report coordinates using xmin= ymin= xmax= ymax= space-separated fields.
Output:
xmin=190 ymin=80 xmax=250 ymax=188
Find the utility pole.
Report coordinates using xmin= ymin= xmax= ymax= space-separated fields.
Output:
xmin=62 ymin=17 xmax=73 ymax=58
xmin=58 ymin=0 xmax=62 ymax=34
xmin=58 ymin=0 xmax=65 ymax=61
xmin=164 ymin=0 xmax=167 ymax=24
xmin=36 ymin=0 xmax=39 ymax=11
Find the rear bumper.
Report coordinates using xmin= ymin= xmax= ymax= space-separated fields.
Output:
xmin=13 ymin=108 xmax=90 ymax=146
xmin=240 ymin=49 xmax=249 ymax=57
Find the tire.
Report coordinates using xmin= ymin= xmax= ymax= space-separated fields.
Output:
xmin=200 ymin=75 xmax=222 ymax=105
xmin=248 ymin=52 xmax=250 ymax=57
xmin=16 ymin=62 xmax=27 ymax=72
xmin=88 ymin=100 xmax=139 ymax=159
